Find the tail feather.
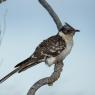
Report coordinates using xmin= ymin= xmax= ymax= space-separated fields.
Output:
xmin=0 ymin=68 xmax=19 ymax=84
xmin=18 ymin=62 xmax=40 ymax=73
xmin=15 ymin=57 xmax=42 ymax=73
xmin=0 ymin=57 xmax=42 ymax=84
xmin=15 ymin=57 xmax=31 ymax=67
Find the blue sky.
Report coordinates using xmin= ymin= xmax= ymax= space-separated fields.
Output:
xmin=0 ymin=0 xmax=95 ymax=95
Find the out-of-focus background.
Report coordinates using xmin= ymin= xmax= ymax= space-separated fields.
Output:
xmin=0 ymin=0 xmax=95 ymax=95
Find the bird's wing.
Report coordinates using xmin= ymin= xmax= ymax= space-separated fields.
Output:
xmin=15 ymin=35 xmax=66 ymax=72
xmin=33 ymin=34 xmax=66 ymax=58
xmin=15 ymin=56 xmax=43 ymax=73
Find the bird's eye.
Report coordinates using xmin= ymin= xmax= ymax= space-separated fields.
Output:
xmin=67 ymin=30 xmax=71 ymax=33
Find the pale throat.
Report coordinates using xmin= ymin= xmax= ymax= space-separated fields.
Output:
xmin=58 ymin=31 xmax=74 ymax=60
xmin=58 ymin=31 xmax=73 ymax=43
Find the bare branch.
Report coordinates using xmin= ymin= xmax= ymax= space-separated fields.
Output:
xmin=27 ymin=62 xmax=64 ymax=95
xmin=39 ymin=0 xmax=63 ymax=31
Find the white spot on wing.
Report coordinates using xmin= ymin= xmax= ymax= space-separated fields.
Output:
xmin=45 ymin=57 xmax=56 ymax=66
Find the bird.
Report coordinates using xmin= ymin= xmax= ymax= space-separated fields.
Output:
xmin=0 ymin=23 xmax=79 ymax=83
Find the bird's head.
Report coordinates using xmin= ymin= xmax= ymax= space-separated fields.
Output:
xmin=59 ymin=23 xmax=80 ymax=36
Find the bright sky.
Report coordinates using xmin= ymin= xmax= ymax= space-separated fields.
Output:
xmin=0 ymin=0 xmax=95 ymax=95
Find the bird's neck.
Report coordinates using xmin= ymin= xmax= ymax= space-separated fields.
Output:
xmin=58 ymin=31 xmax=73 ymax=43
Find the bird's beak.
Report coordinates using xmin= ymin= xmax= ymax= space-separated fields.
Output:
xmin=75 ymin=29 xmax=80 ymax=32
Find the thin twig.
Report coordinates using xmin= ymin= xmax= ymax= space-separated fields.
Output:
xmin=27 ymin=62 xmax=64 ymax=95
xmin=39 ymin=0 xmax=63 ymax=31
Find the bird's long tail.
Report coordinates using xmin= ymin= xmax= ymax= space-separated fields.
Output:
xmin=0 ymin=67 xmax=20 ymax=84
xmin=0 ymin=57 xmax=40 ymax=84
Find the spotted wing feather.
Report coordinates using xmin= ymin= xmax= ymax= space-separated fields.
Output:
xmin=33 ymin=35 xmax=66 ymax=58
xmin=15 ymin=35 xmax=66 ymax=72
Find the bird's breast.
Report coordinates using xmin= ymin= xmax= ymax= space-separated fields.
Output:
xmin=57 ymin=39 xmax=73 ymax=60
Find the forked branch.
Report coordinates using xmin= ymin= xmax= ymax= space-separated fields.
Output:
xmin=39 ymin=0 xmax=63 ymax=31
xmin=27 ymin=62 xmax=64 ymax=95
xmin=27 ymin=0 xmax=64 ymax=95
